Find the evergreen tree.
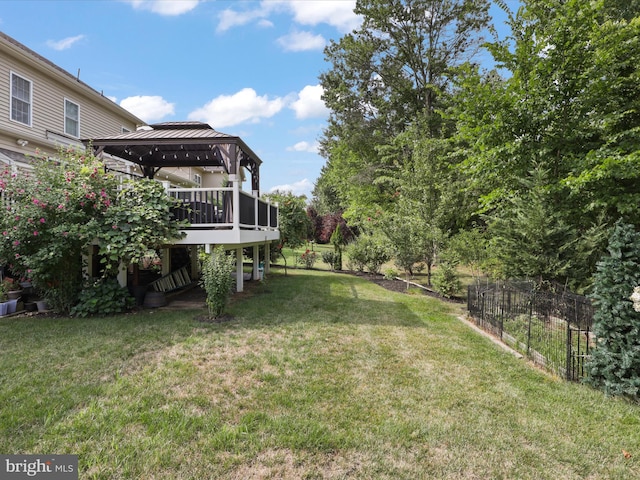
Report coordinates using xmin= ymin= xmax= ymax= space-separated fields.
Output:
xmin=585 ymin=222 xmax=640 ymax=401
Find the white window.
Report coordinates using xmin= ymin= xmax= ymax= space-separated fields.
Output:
xmin=10 ymin=72 xmax=32 ymax=126
xmin=193 ymin=173 xmax=202 ymax=186
xmin=122 ymin=127 xmax=131 ymax=133
xmin=64 ymin=99 xmax=80 ymax=137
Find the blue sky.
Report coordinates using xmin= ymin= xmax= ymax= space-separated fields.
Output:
xmin=0 ymin=0 xmax=516 ymax=198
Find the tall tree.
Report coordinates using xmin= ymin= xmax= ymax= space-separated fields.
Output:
xmin=378 ymin=131 xmax=451 ymax=283
xmin=264 ymin=191 xmax=311 ymax=273
xmin=265 ymin=191 xmax=310 ymax=251
xmin=456 ymin=0 xmax=640 ymax=220
xmin=318 ymin=0 xmax=492 ymax=224
xmin=452 ymin=0 xmax=639 ymax=286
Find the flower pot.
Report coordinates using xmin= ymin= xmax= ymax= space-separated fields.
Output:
xmin=24 ymin=302 xmax=38 ymax=312
xmin=7 ymin=290 xmax=22 ymax=300
xmin=130 ymin=285 xmax=148 ymax=306
xmin=36 ymin=300 xmax=50 ymax=312
xmin=143 ymin=291 xmax=166 ymax=308
xmin=7 ymin=299 xmax=18 ymax=314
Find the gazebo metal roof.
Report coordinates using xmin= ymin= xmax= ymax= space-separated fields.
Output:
xmin=84 ymin=121 xmax=262 ymax=190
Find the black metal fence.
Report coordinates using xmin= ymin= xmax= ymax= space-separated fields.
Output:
xmin=467 ymin=281 xmax=594 ymax=381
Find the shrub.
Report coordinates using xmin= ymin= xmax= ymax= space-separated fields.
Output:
xmin=297 ymin=249 xmax=317 ymax=269
xmin=383 ymin=268 xmax=398 ymax=280
xmin=0 ymin=149 xmax=117 ymax=312
xmin=346 ymin=234 xmax=391 ymax=274
xmin=321 ymin=251 xmax=337 ymax=270
xmin=432 ymin=261 xmax=461 ymax=299
xmin=71 ymin=278 xmax=134 ymax=317
xmin=0 ymin=148 xmax=185 ymax=313
xmin=346 ymin=241 xmax=367 ymax=272
xmin=202 ymin=247 xmax=236 ymax=319
xmin=330 ymin=224 xmax=346 ymax=270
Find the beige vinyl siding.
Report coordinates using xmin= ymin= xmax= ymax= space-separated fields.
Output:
xmin=0 ymin=41 xmax=139 ymax=154
xmin=31 ymin=73 xmax=137 ymax=140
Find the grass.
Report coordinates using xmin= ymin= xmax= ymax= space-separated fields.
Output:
xmin=1 ymin=269 xmax=639 ymax=479
xmin=275 ymin=243 xmax=335 ymax=271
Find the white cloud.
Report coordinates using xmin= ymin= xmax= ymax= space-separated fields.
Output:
xmin=125 ymin=0 xmax=199 ymax=16
xmin=281 ymin=0 xmax=361 ymax=33
xmin=290 ymin=85 xmax=329 ymax=119
xmin=287 ymin=141 xmax=319 ymax=153
xmin=119 ymin=95 xmax=175 ymax=123
xmin=216 ymin=0 xmax=360 ymax=34
xmin=257 ymin=19 xmax=274 ymax=28
xmin=188 ymin=88 xmax=286 ymax=128
xmin=216 ymin=6 xmax=268 ymax=33
xmin=276 ymin=30 xmax=326 ymax=52
xmin=269 ymin=178 xmax=313 ymax=197
xmin=46 ymin=35 xmax=85 ymax=51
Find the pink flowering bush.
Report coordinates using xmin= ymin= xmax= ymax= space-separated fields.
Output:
xmin=0 ymin=149 xmax=116 ymax=311
xmin=297 ymin=249 xmax=317 ymax=269
xmin=0 ymin=148 xmax=185 ymax=313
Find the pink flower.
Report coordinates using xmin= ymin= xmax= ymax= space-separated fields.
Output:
xmin=13 ymin=240 xmax=20 ymax=246
xmin=33 ymin=231 xmax=38 ymax=236
xmin=39 ymin=218 xmax=45 ymax=223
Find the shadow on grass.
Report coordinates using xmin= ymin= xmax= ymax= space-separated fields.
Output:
xmin=222 ymin=268 xmax=450 ymax=330
xmin=0 ymin=269 xmax=447 ymax=450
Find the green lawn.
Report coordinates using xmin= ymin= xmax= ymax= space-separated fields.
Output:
xmin=275 ymin=243 xmax=335 ymax=270
xmin=1 ymin=269 xmax=638 ymax=479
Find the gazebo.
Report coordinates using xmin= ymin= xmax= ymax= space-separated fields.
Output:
xmin=84 ymin=122 xmax=279 ymax=292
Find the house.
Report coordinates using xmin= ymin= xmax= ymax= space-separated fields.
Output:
xmin=0 ymin=31 xmax=279 ymax=294
xmin=0 ymin=31 xmax=143 ymax=167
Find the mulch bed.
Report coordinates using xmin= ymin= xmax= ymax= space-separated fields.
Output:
xmin=338 ymin=270 xmax=465 ymax=303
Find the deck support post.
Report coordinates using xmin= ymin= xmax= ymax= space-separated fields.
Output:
xmin=264 ymin=241 xmax=271 ymax=274
xmin=161 ymin=247 xmax=171 ymax=276
xmin=117 ymin=262 xmax=127 ymax=287
xmin=235 ymin=247 xmax=244 ymax=292
xmin=190 ymin=246 xmax=199 ymax=280
xmin=252 ymin=245 xmax=260 ymax=281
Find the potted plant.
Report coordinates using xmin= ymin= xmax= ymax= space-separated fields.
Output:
xmin=0 ymin=280 xmax=7 ymax=316
xmin=3 ymin=278 xmax=22 ymax=300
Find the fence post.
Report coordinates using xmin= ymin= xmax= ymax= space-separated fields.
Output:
xmin=500 ymin=286 xmax=505 ymax=340
xmin=527 ymin=292 xmax=533 ymax=356
xmin=566 ymin=321 xmax=573 ymax=381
